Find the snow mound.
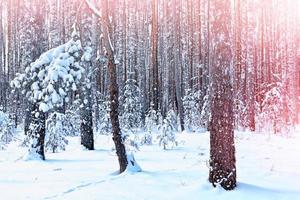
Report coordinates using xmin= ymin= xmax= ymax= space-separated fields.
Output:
xmin=126 ymin=153 xmax=142 ymax=173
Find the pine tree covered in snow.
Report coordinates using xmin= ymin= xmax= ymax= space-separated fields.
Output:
xmin=65 ymin=101 xmax=81 ymax=137
xmin=11 ymin=26 xmax=84 ymax=160
xmin=0 ymin=111 xmax=15 ymax=149
xmin=167 ymin=109 xmax=178 ymax=132
xmin=199 ymin=94 xmax=210 ymax=130
xmin=233 ymin=98 xmax=247 ymax=131
xmin=183 ymin=89 xmax=200 ymax=132
xmin=143 ymin=105 xmax=158 ymax=145
xmin=11 ymin=25 xmax=84 ymax=113
xmin=258 ymin=82 xmax=292 ymax=134
xmin=120 ymin=78 xmax=143 ymax=132
xmin=96 ymin=96 xmax=111 ymax=135
xmin=119 ymin=78 xmax=143 ymax=149
xmin=45 ymin=112 xmax=69 ymax=153
xmin=157 ymin=110 xmax=178 ymax=150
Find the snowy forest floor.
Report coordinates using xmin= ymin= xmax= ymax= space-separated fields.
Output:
xmin=1 ymin=130 xmax=300 ymax=200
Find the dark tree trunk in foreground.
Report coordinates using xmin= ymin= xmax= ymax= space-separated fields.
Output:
xmin=108 ymin=55 xmax=128 ymax=173
xmin=80 ymin=97 xmax=94 ymax=150
xmin=209 ymin=0 xmax=237 ymax=190
xmin=102 ymin=0 xmax=128 ymax=173
xmin=80 ymin=4 xmax=94 ymax=151
xmin=85 ymin=0 xmax=128 ymax=173
xmin=28 ymin=103 xmax=46 ymax=160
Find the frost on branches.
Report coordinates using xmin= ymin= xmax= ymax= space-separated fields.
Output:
xmin=11 ymin=26 xmax=84 ymax=160
xmin=120 ymin=78 xmax=143 ymax=131
xmin=95 ymin=95 xmax=111 ymax=135
xmin=258 ymin=82 xmax=293 ymax=134
xmin=233 ymin=98 xmax=247 ymax=131
xmin=183 ymin=89 xmax=201 ymax=132
xmin=65 ymin=101 xmax=81 ymax=137
xmin=11 ymin=26 xmax=84 ymax=113
xmin=120 ymin=78 xmax=143 ymax=149
xmin=0 ymin=111 xmax=15 ymax=150
xmin=199 ymin=94 xmax=210 ymax=130
xmin=157 ymin=110 xmax=178 ymax=150
xmin=143 ymin=105 xmax=158 ymax=145
xmin=45 ymin=112 xmax=69 ymax=153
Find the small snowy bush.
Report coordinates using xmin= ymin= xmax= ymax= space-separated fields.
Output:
xmin=199 ymin=94 xmax=210 ymax=130
xmin=257 ymin=82 xmax=291 ymax=134
xmin=120 ymin=78 xmax=143 ymax=150
xmin=233 ymin=98 xmax=247 ymax=131
xmin=123 ymin=132 xmax=140 ymax=151
xmin=0 ymin=111 xmax=15 ymax=149
xmin=45 ymin=112 xmax=69 ymax=153
xmin=157 ymin=110 xmax=178 ymax=150
xmin=96 ymin=97 xmax=111 ymax=135
xmin=183 ymin=89 xmax=201 ymax=132
xmin=143 ymin=106 xmax=158 ymax=145
xmin=65 ymin=101 xmax=81 ymax=137
xmin=120 ymin=79 xmax=143 ymax=132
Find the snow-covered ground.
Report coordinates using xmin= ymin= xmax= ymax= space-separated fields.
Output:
xmin=0 ymin=131 xmax=300 ymax=200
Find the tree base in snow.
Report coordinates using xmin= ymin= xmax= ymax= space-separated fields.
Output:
xmin=23 ymin=150 xmax=45 ymax=161
xmin=209 ymin=168 xmax=236 ymax=190
xmin=125 ymin=153 xmax=142 ymax=173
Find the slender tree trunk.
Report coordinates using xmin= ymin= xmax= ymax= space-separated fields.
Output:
xmin=79 ymin=3 xmax=94 ymax=150
xmin=102 ymin=0 xmax=128 ymax=173
xmin=174 ymin=0 xmax=184 ymax=131
xmin=151 ymin=0 xmax=159 ymax=111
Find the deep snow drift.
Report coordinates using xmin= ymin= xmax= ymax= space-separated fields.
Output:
xmin=0 ymin=131 xmax=300 ymax=200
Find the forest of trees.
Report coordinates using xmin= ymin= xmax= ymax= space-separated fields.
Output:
xmin=0 ymin=0 xmax=300 ymax=190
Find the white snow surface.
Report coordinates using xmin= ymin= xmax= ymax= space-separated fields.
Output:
xmin=0 ymin=131 xmax=300 ymax=200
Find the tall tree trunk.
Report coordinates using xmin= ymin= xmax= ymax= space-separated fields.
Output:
xmin=79 ymin=3 xmax=94 ymax=150
xmin=209 ymin=0 xmax=236 ymax=190
xmin=0 ymin=0 xmax=3 ymax=109
xmin=151 ymin=0 xmax=159 ymax=111
xmin=100 ymin=0 xmax=128 ymax=173
xmin=174 ymin=0 xmax=184 ymax=131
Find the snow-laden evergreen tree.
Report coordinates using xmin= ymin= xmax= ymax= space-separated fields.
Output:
xmin=233 ymin=98 xmax=247 ymax=131
xmin=199 ymin=94 xmax=210 ymax=130
xmin=121 ymin=78 xmax=143 ymax=132
xmin=0 ymin=111 xmax=15 ymax=149
xmin=167 ymin=109 xmax=178 ymax=131
xmin=157 ymin=110 xmax=178 ymax=150
xmin=18 ymin=0 xmax=48 ymax=136
xmin=45 ymin=112 xmax=69 ymax=153
xmin=11 ymin=26 xmax=84 ymax=160
xmin=143 ymin=104 xmax=158 ymax=145
xmin=258 ymin=82 xmax=291 ymax=134
xmin=120 ymin=78 xmax=143 ymax=149
xmin=96 ymin=96 xmax=111 ymax=135
xmin=183 ymin=89 xmax=200 ymax=132
xmin=65 ymin=100 xmax=81 ymax=137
